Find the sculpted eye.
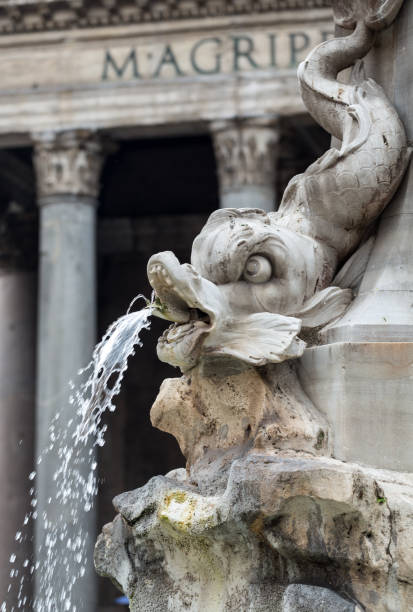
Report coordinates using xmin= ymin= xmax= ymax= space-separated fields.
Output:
xmin=243 ymin=255 xmax=272 ymax=283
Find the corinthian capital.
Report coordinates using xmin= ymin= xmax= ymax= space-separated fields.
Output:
xmin=33 ymin=130 xmax=104 ymax=200
xmin=210 ymin=116 xmax=280 ymax=192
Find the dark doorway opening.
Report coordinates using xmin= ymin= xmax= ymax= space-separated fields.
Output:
xmin=96 ymin=133 xmax=219 ymax=609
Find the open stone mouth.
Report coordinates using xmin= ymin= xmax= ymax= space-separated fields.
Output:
xmin=160 ymin=310 xmax=211 ymax=347
xmin=147 ymin=259 xmax=213 ymax=351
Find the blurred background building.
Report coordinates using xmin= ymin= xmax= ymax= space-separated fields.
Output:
xmin=0 ymin=0 xmax=332 ymax=609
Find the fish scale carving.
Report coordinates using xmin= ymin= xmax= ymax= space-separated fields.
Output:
xmin=278 ymin=6 xmax=409 ymax=260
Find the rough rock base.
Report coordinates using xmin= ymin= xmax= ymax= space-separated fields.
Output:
xmin=95 ymin=455 xmax=413 ymax=612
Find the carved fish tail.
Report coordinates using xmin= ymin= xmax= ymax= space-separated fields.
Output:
xmin=299 ymin=80 xmax=409 ymax=258
xmin=298 ymin=0 xmax=405 ymax=140
xmin=298 ymin=20 xmax=374 ymax=141
xmin=278 ymin=0 xmax=410 ymax=262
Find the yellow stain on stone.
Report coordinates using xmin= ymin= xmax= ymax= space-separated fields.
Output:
xmin=165 ymin=491 xmax=188 ymax=505
xmin=155 ymin=490 xmax=230 ymax=611
xmin=159 ymin=490 xmax=218 ymax=534
xmin=159 ymin=490 xmax=197 ymax=532
xmin=250 ymin=514 xmax=265 ymax=539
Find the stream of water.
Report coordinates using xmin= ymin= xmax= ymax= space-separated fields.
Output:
xmin=2 ymin=296 xmax=152 ymax=611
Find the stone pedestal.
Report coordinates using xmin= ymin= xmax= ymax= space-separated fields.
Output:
xmin=33 ymin=130 xmax=103 ymax=611
xmin=211 ymin=116 xmax=280 ymax=211
xmin=299 ymin=342 xmax=413 ymax=471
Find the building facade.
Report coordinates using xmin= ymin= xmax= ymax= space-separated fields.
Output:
xmin=0 ymin=1 xmax=332 ymax=609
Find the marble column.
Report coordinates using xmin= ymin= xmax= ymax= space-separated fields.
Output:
xmin=211 ymin=116 xmax=280 ymax=212
xmin=33 ymin=131 xmax=103 ymax=611
xmin=0 ymin=213 xmax=36 ymax=607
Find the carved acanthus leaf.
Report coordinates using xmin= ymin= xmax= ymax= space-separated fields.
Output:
xmin=211 ymin=118 xmax=280 ymax=191
xmin=33 ymin=131 xmax=103 ymax=200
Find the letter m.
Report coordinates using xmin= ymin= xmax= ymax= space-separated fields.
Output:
xmin=102 ymin=49 xmax=140 ymax=80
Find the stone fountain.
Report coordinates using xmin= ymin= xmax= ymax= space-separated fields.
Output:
xmin=95 ymin=1 xmax=413 ymax=610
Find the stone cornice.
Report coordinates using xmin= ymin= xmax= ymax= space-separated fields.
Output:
xmin=0 ymin=0 xmax=331 ymax=35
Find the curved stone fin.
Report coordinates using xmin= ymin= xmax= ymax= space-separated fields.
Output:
xmin=351 ymin=58 xmax=367 ymax=84
xmin=333 ymin=236 xmax=375 ymax=291
xmin=297 ymin=20 xmax=374 ymax=142
xmin=204 ymin=313 xmax=305 ymax=366
xmin=294 ymin=287 xmax=353 ymax=329
xmin=338 ymin=86 xmax=371 ymax=158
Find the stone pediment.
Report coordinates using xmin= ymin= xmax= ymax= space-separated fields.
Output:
xmin=0 ymin=0 xmax=331 ymax=34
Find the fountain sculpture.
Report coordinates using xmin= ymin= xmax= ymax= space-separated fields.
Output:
xmin=95 ymin=1 xmax=413 ymax=610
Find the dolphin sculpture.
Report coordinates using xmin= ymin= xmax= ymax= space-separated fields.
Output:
xmin=148 ymin=0 xmax=409 ymax=372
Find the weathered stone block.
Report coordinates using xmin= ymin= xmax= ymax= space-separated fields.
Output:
xmin=282 ymin=584 xmax=356 ymax=612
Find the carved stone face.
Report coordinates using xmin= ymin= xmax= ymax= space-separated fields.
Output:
xmin=148 ymin=209 xmax=349 ymax=372
xmin=191 ymin=209 xmax=331 ymax=314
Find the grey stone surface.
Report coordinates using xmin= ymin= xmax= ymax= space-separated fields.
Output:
xmin=299 ymin=342 xmax=413 ymax=471
xmin=35 ymin=196 xmax=98 ymax=611
xmin=282 ymin=585 xmax=355 ymax=612
xmin=0 ymin=270 xmax=36 ymax=605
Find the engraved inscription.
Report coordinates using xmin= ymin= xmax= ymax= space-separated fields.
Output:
xmin=102 ymin=30 xmax=334 ymax=81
